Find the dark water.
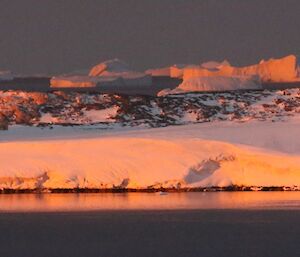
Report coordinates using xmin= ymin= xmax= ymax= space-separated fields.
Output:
xmin=0 ymin=76 xmax=181 ymax=96
xmin=1 ymin=77 xmax=300 ymax=96
xmin=0 ymin=192 xmax=299 ymax=257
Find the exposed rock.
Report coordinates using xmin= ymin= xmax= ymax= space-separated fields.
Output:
xmin=0 ymin=113 xmax=8 ymax=130
xmin=1 ymin=88 xmax=300 ymax=129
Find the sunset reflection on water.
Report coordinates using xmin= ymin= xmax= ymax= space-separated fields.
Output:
xmin=0 ymin=192 xmax=299 ymax=212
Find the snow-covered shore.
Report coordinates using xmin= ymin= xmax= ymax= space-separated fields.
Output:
xmin=1 ymin=87 xmax=300 ymax=191
xmin=0 ymin=120 xmax=300 ymax=191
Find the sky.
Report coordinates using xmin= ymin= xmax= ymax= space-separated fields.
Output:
xmin=0 ymin=0 xmax=300 ymax=75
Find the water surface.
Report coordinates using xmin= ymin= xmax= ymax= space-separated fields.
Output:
xmin=0 ymin=192 xmax=299 ymax=212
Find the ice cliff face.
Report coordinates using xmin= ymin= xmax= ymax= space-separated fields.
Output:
xmin=48 ymin=55 xmax=300 ymax=93
xmin=146 ymin=55 xmax=298 ymax=83
xmin=182 ymin=55 xmax=298 ymax=82
xmin=1 ymin=88 xmax=300 ymax=130
xmin=158 ymin=76 xmax=262 ymax=95
xmin=155 ymin=56 xmax=298 ymax=94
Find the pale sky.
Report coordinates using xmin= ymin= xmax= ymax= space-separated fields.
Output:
xmin=0 ymin=0 xmax=299 ymax=74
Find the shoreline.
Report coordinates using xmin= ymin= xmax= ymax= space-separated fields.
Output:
xmin=1 ymin=186 xmax=299 ymax=194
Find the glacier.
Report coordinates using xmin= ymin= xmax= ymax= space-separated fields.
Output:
xmin=0 ymin=120 xmax=300 ymax=190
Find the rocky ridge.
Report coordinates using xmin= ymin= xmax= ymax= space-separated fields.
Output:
xmin=1 ymin=88 xmax=300 ymax=130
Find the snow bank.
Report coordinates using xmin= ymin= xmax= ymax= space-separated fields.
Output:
xmin=82 ymin=106 xmax=119 ymax=123
xmin=158 ymin=76 xmax=262 ymax=95
xmin=183 ymin=55 xmax=298 ymax=82
xmin=0 ymin=121 xmax=300 ymax=189
xmin=39 ymin=105 xmax=119 ymax=124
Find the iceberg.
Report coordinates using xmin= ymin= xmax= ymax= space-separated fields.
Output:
xmin=0 ymin=70 xmax=14 ymax=81
xmin=158 ymin=75 xmax=262 ymax=95
xmin=183 ymin=55 xmax=298 ymax=82
xmin=146 ymin=64 xmax=199 ymax=79
xmin=89 ymin=58 xmax=152 ymax=87
xmin=145 ymin=66 xmax=171 ymax=77
xmin=50 ymin=75 xmax=129 ymax=88
xmin=146 ymin=60 xmax=229 ymax=79
xmin=51 ymin=59 xmax=152 ymax=88
xmin=170 ymin=64 xmax=198 ymax=79
xmin=200 ymin=60 xmax=231 ymax=70
xmin=50 ymin=76 xmax=97 ymax=88
xmin=89 ymin=58 xmax=130 ymax=76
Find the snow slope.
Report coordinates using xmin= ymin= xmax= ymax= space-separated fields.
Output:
xmin=1 ymin=88 xmax=300 ymax=190
xmin=0 ymin=120 xmax=300 ymax=190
